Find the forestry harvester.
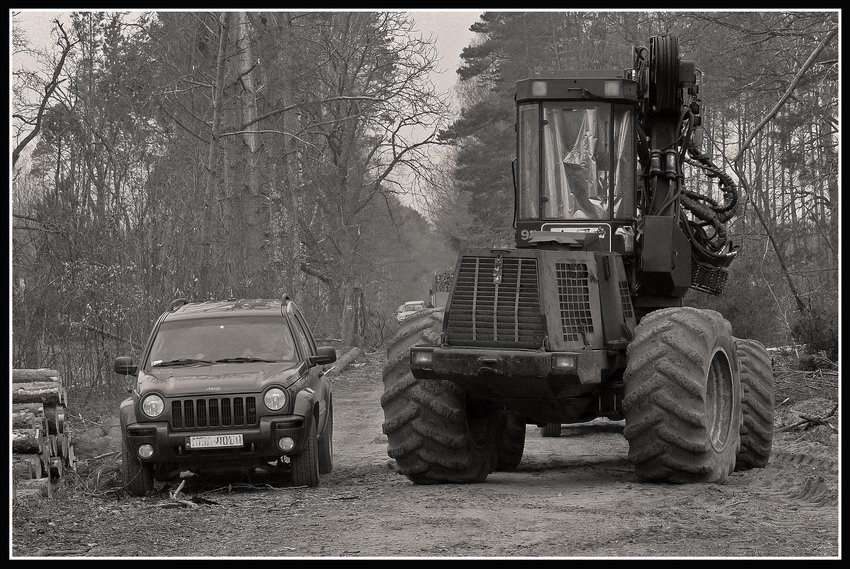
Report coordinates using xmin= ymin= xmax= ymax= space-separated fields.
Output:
xmin=381 ymin=36 xmax=775 ymax=484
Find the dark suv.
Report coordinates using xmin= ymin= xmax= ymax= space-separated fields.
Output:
xmin=113 ymin=297 xmax=336 ymax=495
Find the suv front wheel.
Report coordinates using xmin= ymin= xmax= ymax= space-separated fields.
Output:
xmin=291 ymin=415 xmax=321 ymax=487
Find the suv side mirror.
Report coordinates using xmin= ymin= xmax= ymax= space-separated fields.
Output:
xmin=309 ymin=346 xmax=337 ymax=366
xmin=114 ymin=356 xmax=138 ymax=376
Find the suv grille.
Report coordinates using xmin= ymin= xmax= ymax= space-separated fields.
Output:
xmin=445 ymin=256 xmax=544 ymax=349
xmin=170 ymin=396 xmax=257 ymax=430
xmin=555 ymin=262 xmax=594 ymax=343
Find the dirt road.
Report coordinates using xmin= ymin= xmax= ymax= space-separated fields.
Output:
xmin=12 ymin=352 xmax=839 ymax=557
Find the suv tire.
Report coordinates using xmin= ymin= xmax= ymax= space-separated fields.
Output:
xmin=122 ymin=436 xmax=154 ymax=496
xmin=291 ymin=414 xmax=320 ymax=487
xmin=381 ymin=310 xmax=500 ymax=484
xmin=318 ymin=401 xmax=334 ymax=474
xmin=623 ymin=307 xmax=741 ymax=483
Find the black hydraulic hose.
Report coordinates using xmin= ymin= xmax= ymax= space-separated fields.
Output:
xmin=685 ymin=145 xmax=738 ymax=219
xmin=681 ymin=194 xmax=727 ymax=242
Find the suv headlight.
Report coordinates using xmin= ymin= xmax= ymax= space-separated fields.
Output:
xmin=141 ymin=394 xmax=164 ymax=418
xmin=264 ymin=388 xmax=287 ymax=411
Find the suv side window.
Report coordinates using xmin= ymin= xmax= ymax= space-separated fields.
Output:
xmin=294 ymin=309 xmax=318 ymax=353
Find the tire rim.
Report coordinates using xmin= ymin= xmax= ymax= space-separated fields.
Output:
xmin=705 ymin=348 xmax=734 ymax=452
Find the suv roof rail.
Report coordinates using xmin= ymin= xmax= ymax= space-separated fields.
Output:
xmin=169 ymin=298 xmax=189 ymax=312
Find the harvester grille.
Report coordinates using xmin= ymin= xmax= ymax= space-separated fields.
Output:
xmin=445 ymin=256 xmax=544 ymax=348
xmin=555 ymin=263 xmax=594 ymax=343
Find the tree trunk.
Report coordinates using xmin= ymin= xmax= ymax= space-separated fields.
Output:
xmin=236 ymin=12 xmax=265 ymax=290
xmin=201 ymin=11 xmax=231 ymax=290
xmin=270 ymin=12 xmax=301 ymax=296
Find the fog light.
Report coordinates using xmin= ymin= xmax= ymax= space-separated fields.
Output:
xmin=138 ymin=444 xmax=154 ymax=458
xmin=410 ymin=348 xmax=433 ymax=367
xmin=552 ymin=354 xmax=577 ymax=371
xmin=278 ymin=437 xmax=295 ymax=452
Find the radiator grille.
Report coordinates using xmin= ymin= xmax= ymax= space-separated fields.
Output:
xmin=619 ymin=280 xmax=634 ymax=320
xmin=170 ymin=396 xmax=257 ymax=430
xmin=445 ymin=256 xmax=544 ymax=348
xmin=555 ymin=263 xmax=594 ymax=343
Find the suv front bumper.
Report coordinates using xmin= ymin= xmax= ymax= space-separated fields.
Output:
xmin=125 ymin=415 xmax=307 ymax=465
xmin=410 ymin=346 xmax=609 ymax=399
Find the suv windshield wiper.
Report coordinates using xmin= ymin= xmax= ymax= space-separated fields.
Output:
xmin=214 ymin=357 xmax=280 ymax=363
xmin=152 ymin=358 xmax=212 ymax=367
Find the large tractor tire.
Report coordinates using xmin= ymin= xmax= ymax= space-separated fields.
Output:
xmin=734 ymin=338 xmax=774 ymax=470
xmin=381 ymin=310 xmax=500 ymax=484
xmin=623 ymin=307 xmax=741 ymax=483
xmin=539 ymin=423 xmax=562 ymax=437
xmin=496 ymin=413 xmax=525 ymax=472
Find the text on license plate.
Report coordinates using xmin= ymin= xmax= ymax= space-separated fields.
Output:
xmin=187 ymin=434 xmax=244 ymax=449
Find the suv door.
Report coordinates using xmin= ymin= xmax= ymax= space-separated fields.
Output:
xmin=289 ymin=308 xmax=328 ymax=430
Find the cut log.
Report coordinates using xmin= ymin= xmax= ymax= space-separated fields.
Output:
xmin=12 ymin=369 xmax=60 ymax=384
xmin=13 ymin=402 xmax=46 ymax=414
xmin=45 ymin=405 xmax=66 ymax=434
xmin=67 ymin=444 xmax=78 ymax=471
xmin=12 ymin=455 xmax=42 ymax=480
xmin=12 ymin=405 xmax=47 ymax=431
xmin=12 ymin=428 xmax=44 ymax=454
xmin=323 ymin=347 xmax=363 ymax=378
xmin=48 ymin=434 xmax=59 ymax=457
xmin=12 ymin=381 xmax=63 ymax=406
xmin=16 ymin=477 xmax=53 ymax=498
xmin=48 ymin=457 xmax=64 ymax=480
xmin=59 ymin=433 xmax=70 ymax=460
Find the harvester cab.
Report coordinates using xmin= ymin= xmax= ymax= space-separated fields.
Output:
xmin=382 ymin=36 xmax=774 ymax=488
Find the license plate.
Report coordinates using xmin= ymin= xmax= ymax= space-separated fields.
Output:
xmin=187 ymin=434 xmax=244 ymax=449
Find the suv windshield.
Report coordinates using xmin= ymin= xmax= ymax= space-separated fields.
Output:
xmin=147 ymin=316 xmax=298 ymax=368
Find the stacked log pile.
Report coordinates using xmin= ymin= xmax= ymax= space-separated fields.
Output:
xmin=12 ymin=369 xmax=77 ymax=499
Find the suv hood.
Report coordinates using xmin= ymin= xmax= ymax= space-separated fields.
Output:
xmin=137 ymin=361 xmax=301 ymax=397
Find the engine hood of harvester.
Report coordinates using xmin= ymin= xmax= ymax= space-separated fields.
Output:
xmin=443 ymin=247 xmax=635 ymax=353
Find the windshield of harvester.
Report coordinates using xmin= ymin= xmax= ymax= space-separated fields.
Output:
xmin=518 ymin=102 xmax=634 ymax=220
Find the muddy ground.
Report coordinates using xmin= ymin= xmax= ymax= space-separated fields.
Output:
xmin=12 ymin=352 xmax=839 ymax=557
